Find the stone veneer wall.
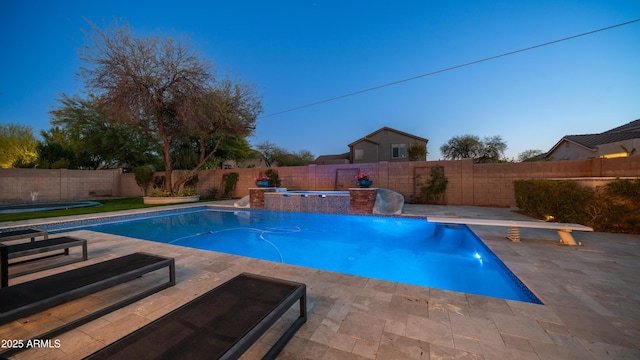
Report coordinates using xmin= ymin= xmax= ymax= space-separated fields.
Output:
xmin=349 ymin=188 xmax=377 ymax=215
xmin=264 ymin=192 xmax=350 ymax=214
xmin=249 ymin=188 xmax=279 ymax=209
xmin=251 ymin=188 xmax=373 ymax=214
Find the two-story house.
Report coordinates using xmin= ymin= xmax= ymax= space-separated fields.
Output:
xmin=313 ymin=127 xmax=428 ymax=164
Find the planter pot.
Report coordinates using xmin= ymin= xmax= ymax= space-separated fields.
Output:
xmin=357 ymin=179 xmax=373 ymax=188
xmin=143 ymin=195 xmax=200 ymax=205
xmin=255 ymin=180 xmax=269 ymax=187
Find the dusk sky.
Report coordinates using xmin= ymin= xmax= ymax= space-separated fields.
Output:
xmin=1 ymin=1 xmax=639 ymax=160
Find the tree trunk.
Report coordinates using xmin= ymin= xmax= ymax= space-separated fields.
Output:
xmin=163 ymin=142 xmax=174 ymax=193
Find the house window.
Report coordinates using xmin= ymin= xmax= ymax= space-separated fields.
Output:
xmin=392 ymin=144 xmax=406 ymax=158
xmin=355 ymin=148 xmax=364 ymax=160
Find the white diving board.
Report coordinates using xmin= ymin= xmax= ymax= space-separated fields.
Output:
xmin=427 ymin=217 xmax=594 ymax=246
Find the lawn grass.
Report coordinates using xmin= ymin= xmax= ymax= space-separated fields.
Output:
xmin=0 ymin=198 xmax=203 ymax=223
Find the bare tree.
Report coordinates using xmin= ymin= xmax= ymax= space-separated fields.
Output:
xmin=256 ymin=141 xmax=285 ymax=167
xmin=476 ymin=135 xmax=507 ymax=163
xmin=440 ymin=134 xmax=482 ymax=160
xmin=518 ymin=149 xmax=545 ymax=162
xmin=440 ymin=134 xmax=507 ymax=163
xmin=78 ymin=19 xmax=261 ymax=192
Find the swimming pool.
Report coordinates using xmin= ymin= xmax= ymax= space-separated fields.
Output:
xmin=84 ymin=208 xmax=541 ymax=303
xmin=0 ymin=201 xmax=101 ymax=214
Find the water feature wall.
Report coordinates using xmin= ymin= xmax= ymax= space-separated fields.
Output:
xmin=264 ymin=191 xmax=350 ymax=214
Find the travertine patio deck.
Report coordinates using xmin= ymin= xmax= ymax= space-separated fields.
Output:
xmin=1 ymin=202 xmax=638 ymax=359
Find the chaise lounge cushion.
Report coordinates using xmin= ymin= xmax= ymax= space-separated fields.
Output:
xmin=86 ymin=273 xmax=307 ymax=360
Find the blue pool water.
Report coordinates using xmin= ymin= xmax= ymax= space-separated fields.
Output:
xmin=0 ymin=201 xmax=101 ymax=214
xmin=84 ymin=209 xmax=541 ymax=303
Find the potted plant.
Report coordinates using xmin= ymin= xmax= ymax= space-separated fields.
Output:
xmin=255 ymin=175 xmax=269 ymax=187
xmin=355 ymin=172 xmax=373 ymax=188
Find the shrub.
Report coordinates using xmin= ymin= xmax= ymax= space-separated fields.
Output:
xmin=204 ymin=187 xmax=219 ymax=200
xmin=415 ymin=165 xmax=448 ymax=204
xmin=153 ymin=176 xmax=165 ymax=190
xmin=184 ymin=175 xmax=199 ymax=188
xmin=514 ymin=178 xmax=640 ymax=234
xmin=133 ymin=166 xmax=153 ymax=196
xmin=221 ymin=172 xmax=239 ymax=198
xmin=149 ymin=188 xmax=197 ymax=197
xmin=265 ymin=169 xmax=281 ymax=187
xmin=589 ymin=179 xmax=640 ymax=233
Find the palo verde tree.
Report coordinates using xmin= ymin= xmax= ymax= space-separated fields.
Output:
xmin=78 ymin=19 xmax=262 ymax=193
xmin=0 ymin=123 xmax=38 ymax=168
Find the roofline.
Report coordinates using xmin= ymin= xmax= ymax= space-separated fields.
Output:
xmin=348 ymin=126 xmax=428 ymax=147
xmin=545 ymin=137 xmax=597 ymax=158
xmin=348 ymin=137 xmax=380 ymax=147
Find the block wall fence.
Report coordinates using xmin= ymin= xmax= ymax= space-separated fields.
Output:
xmin=1 ymin=156 xmax=639 ymax=207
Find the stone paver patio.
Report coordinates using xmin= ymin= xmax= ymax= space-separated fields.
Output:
xmin=1 ymin=202 xmax=638 ymax=359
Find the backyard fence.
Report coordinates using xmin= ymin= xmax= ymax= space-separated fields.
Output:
xmin=1 ymin=156 xmax=639 ymax=207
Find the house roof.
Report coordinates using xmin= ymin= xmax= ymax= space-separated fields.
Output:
xmin=563 ymin=131 xmax=640 ymax=150
xmin=603 ymin=119 xmax=640 ymax=133
xmin=348 ymin=126 xmax=428 ymax=147
xmin=546 ymin=119 xmax=640 ymax=156
xmin=312 ymin=152 xmax=351 ymax=164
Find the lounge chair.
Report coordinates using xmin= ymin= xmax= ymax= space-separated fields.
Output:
xmin=86 ymin=273 xmax=307 ymax=360
xmin=0 ymin=252 xmax=175 ymax=357
xmin=0 ymin=228 xmax=48 ymax=243
xmin=1 ymin=236 xmax=88 ymax=287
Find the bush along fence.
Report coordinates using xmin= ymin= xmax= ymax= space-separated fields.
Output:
xmin=514 ymin=178 xmax=640 ymax=234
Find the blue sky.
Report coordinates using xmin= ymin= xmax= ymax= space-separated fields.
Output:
xmin=1 ymin=1 xmax=639 ymax=160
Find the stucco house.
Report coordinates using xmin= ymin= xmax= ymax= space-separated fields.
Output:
xmin=313 ymin=126 xmax=428 ymax=164
xmin=545 ymin=119 xmax=640 ymax=160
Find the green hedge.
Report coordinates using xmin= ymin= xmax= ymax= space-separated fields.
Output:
xmin=514 ymin=178 xmax=640 ymax=234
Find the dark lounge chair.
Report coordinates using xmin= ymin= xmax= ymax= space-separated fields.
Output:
xmin=0 ymin=228 xmax=48 ymax=243
xmin=0 ymin=252 xmax=175 ymax=357
xmin=1 ymin=236 xmax=88 ymax=287
xmin=86 ymin=273 xmax=307 ymax=360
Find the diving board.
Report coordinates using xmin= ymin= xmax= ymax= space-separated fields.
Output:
xmin=428 ymin=216 xmax=593 ymax=245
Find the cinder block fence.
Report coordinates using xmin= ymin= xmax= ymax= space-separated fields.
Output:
xmin=1 ymin=156 xmax=638 ymax=207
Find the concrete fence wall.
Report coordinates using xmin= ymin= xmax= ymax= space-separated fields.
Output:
xmin=0 ymin=168 xmax=122 ymax=204
xmin=2 ymin=156 xmax=639 ymax=207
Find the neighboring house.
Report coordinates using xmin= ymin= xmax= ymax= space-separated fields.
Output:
xmin=313 ymin=126 xmax=428 ymax=164
xmin=545 ymin=119 xmax=640 ymax=160
xmin=313 ymin=153 xmax=351 ymax=165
